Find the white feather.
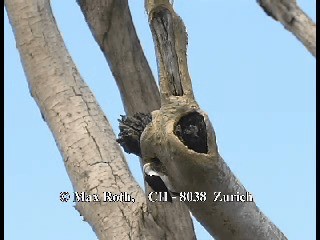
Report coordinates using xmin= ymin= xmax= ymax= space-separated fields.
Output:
xmin=143 ymin=163 xmax=176 ymax=192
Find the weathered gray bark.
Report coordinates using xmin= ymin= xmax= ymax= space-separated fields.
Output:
xmin=142 ymin=0 xmax=288 ymax=239
xmin=77 ymin=1 xmax=197 ymax=239
xmin=6 ymin=0 xmax=305 ymax=238
xmin=257 ymin=0 xmax=316 ymax=57
xmin=77 ymin=0 xmax=160 ymax=115
xmin=4 ymin=0 xmax=194 ymax=239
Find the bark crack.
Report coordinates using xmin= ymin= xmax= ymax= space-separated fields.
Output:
xmin=151 ymin=7 xmax=183 ymax=96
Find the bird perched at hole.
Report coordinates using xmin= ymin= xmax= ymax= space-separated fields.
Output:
xmin=143 ymin=158 xmax=178 ymax=203
xmin=116 ymin=113 xmax=178 ymax=202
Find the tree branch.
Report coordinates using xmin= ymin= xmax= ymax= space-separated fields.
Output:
xmin=77 ymin=0 xmax=196 ymax=239
xmin=77 ymin=0 xmax=160 ymax=114
xmin=143 ymin=0 xmax=288 ymax=238
xmin=257 ymin=0 xmax=316 ymax=57
xmin=5 ymin=0 xmax=186 ymax=239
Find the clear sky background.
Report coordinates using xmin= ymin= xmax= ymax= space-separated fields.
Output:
xmin=4 ymin=1 xmax=316 ymax=240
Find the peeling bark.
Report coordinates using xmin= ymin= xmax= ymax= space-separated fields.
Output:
xmin=257 ymin=0 xmax=316 ymax=57
xmin=142 ymin=0 xmax=288 ymax=239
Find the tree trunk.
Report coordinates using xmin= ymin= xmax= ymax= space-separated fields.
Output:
xmin=140 ymin=0 xmax=288 ymax=239
xmin=76 ymin=1 xmax=197 ymax=239
xmin=77 ymin=0 xmax=160 ymax=115
xmin=6 ymin=0 xmax=310 ymax=239
xmin=4 ymin=0 xmax=194 ymax=239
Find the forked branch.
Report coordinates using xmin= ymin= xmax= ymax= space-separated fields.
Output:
xmin=143 ymin=0 xmax=287 ymax=239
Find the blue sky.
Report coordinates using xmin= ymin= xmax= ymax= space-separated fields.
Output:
xmin=4 ymin=1 xmax=315 ymax=239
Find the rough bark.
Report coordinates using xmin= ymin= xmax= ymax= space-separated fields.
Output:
xmin=257 ymin=0 xmax=316 ymax=57
xmin=5 ymin=0 xmax=192 ymax=239
xmin=142 ymin=0 xmax=288 ymax=239
xmin=77 ymin=0 xmax=160 ymax=115
xmin=77 ymin=1 xmax=197 ymax=239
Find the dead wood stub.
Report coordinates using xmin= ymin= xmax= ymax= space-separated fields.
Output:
xmin=117 ymin=112 xmax=152 ymax=157
xmin=174 ymin=112 xmax=208 ymax=154
xmin=150 ymin=7 xmax=184 ymax=96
